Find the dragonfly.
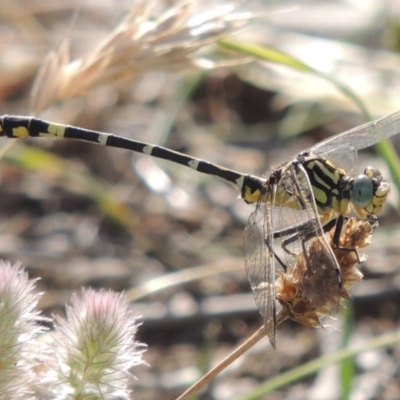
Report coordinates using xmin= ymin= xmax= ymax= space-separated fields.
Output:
xmin=0 ymin=112 xmax=396 ymax=346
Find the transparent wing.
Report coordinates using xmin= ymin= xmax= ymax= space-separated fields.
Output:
xmin=244 ymin=183 xmax=276 ymax=347
xmin=289 ymin=163 xmax=341 ymax=315
xmin=244 ymin=161 xmax=343 ymax=346
xmin=313 ymin=146 xmax=358 ymax=173
xmin=307 ymin=110 xmax=400 ymax=169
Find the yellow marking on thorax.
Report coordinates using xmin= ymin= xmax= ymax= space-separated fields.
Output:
xmin=319 ymin=209 xmax=334 ymax=224
xmin=311 ymin=172 xmax=331 ymax=190
xmin=331 ymin=196 xmax=350 ymax=215
xmin=314 ymin=160 xmax=343 ymax=185
xmin=323 ymin=159 xmax=345 ymax=179
xmin=311 ymin=186 xmax=328 ymax=206
xmin=274 ymin=187 xmax=303 ymax=211
xmin=12 ymin=126 xmax=29 ymax=138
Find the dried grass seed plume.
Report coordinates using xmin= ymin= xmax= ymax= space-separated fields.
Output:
xmin=31 ymin=0 xmax=262 ymax=114
xmin=46 ymin=289 xmax=146 ymax=399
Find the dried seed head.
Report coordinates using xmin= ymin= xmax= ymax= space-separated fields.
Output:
xmin=31 ymin=0 xmax=264 ymax=113
xmin=276 ymin=217 xmax=375 ymax=328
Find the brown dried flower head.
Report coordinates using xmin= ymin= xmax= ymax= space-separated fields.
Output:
xmin=276 ymin=217 xmax=376 ymax=328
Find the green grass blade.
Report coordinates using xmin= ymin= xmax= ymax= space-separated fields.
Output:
xmin=218 ymin=38 xmax=400 ymax=201
xmin=339 ymin=300 xmax=355 ymax=400
xmin=234 ymin=329 xmax=400 ymax=400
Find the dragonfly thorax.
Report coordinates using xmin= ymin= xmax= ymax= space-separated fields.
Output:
xmin=297 ymin=152 xmax=351 ymax=215
xmin=299 ymin=153 xmax=390 ymax=219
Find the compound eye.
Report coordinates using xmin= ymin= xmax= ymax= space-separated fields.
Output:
xmin=364 ymin=166 xmax=382 ymax=179
xmin=351 ymin=174 xmax=373 ymax=208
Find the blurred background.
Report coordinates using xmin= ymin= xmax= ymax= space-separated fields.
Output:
xmin=1 ymin=0 xmax=400 ymax=399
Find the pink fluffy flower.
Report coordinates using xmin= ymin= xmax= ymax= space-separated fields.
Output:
xmin=0 ymin=261 xmax=47 ymax=398
xmin=49 ymin=289 xmax=146 ymax=398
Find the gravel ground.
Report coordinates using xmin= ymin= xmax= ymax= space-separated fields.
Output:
xmin=1 ymin=2 xmax=400 ymax=399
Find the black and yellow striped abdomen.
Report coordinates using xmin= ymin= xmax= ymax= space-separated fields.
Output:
xmin=0 ymin=116 xmax=390 ymax=223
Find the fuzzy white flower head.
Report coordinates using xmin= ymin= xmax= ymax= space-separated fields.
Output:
xmin=49 ymin=289 xmax=146 ymax=399
xmin=0 ymin=261 xmax=47 ymax=398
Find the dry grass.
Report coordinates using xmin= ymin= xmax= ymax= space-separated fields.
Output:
xmin=30 ymin=0 xmax=261 ymax=114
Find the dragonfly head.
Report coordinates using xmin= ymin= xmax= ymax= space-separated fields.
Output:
xmin=350 ymin=166 xmax=390 ymax=217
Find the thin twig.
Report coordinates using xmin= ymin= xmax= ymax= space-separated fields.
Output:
xmin=176 ymin=310 xmax=288 ymax=400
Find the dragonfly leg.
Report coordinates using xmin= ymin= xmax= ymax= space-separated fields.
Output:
xmin=331 ymin=215 xmax=361 ymax=263
xmin=264 ymin=218 xmax=325 ymax=271
xmin=265 ymin=238 xmax=288 ymax=271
